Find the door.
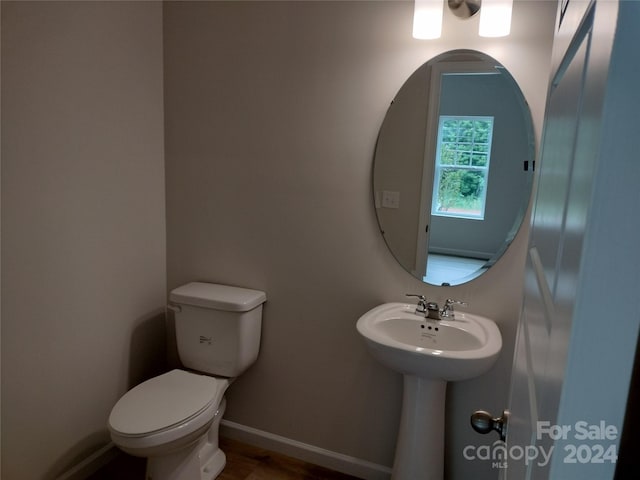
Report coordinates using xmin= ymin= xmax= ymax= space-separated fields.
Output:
xmin=501 ymin=1 xmax=640 ymax=478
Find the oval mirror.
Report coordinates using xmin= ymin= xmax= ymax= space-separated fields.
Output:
xmin=373 ymin=50 xmax=535 ymax=286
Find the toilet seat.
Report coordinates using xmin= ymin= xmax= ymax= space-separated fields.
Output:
xmin=109 ymin=369 xmax=229 ymax=454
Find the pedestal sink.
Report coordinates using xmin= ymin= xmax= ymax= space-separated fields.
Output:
xmin=356 ymin=302 xmax=502 ymax=480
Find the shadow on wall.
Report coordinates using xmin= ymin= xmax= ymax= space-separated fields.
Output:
xmin=165 ymin=311 xmax=180 ymax=370
xmin=127 ymin=310 xmax=168 ymax=389
xmin=43 ymin=311 xmax=167 ymax=479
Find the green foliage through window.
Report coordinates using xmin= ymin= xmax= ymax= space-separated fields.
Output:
xmin=432 ymin=116 xmax=494 ymax=219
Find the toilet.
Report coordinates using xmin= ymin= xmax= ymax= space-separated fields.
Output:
xmin=108 ymin=282 xmax=266 ymax=480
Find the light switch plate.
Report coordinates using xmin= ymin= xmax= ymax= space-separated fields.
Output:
xmin=382 ymin=190 xmax=400 ymax=209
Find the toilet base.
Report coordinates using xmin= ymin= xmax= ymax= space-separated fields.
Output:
xmin=145 ymin=398 xmax=227 ymax=480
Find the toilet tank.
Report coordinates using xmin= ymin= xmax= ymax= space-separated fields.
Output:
xmin=169 ymin=282 xmax=266 ymax=377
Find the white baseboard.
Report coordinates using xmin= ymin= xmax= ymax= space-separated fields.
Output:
xmin=220 ymin=420 xmax=392 ymax=480
xmin=54 ymin=423 xmax=392 ymax=480
xmin=55 ymin=442 xmax=119 ymax=480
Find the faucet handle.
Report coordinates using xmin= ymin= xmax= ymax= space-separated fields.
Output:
xmin=441 ymin=298 xmax=468 ymax=318
xmin=445 ymin=298 xmax=468 ymax=308
xmin=405 ymin=293 xmax=427 ymax=314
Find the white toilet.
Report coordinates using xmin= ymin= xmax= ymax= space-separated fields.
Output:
xmin=108 ymin=282 xmax=266 ymax=480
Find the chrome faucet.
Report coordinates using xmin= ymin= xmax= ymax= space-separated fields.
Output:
xmin=426 ymin=302 xmax=441 ymax=320
xmin=406 ymin=294 xmax=468 ymax=320
xmin=440 ymin=298 xmax=468 ymax=319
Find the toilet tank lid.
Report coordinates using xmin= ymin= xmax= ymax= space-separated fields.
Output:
xmin=169 ymin=282 xmax=266 ymax=312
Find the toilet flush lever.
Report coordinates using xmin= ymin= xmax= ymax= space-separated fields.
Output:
xmin=471 ymin=409 xmax=509 ymax=442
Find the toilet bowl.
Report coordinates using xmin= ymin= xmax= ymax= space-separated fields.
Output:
xmin=109 ymin=369 xmax=230 ymax=479
xmin=108 ymin=282 xmax=266 ymax=480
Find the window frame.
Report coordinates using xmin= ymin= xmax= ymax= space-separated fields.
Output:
xmin=431 ymin=114 xmax=494 ymax=220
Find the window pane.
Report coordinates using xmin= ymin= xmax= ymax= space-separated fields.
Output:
xmin=457 ymin=152 xmax=471 ymax=165
xmin=433 ymin=168 xmax=486 ymax=217
xmin=442 ymin=120 xmax=458 ymax=141
xmin=440 ymin=143 xmax=456 ymax=164
xmin=472 ymin=143 xmax=489 ymax=153
xmin=471 ymin=153 xmax=488 ymax=166
xmin=459 ymin=119 xmax=474 ymax=132
xmin=474 ymin=121 xmax=491 ymax=142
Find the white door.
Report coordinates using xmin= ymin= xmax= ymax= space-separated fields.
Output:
xmin=497 ymin=1 xmax=640 ymax=478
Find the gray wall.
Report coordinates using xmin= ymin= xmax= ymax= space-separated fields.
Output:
xmin=1 ymin=2 xmax=166 ymax=478
xmin=164 ymin=1 xmax=556 ymax=479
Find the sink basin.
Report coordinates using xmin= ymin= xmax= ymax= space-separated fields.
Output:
xmin=356 ymin=302 xmax=502 ymax=382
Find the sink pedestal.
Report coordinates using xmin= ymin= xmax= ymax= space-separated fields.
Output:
xmin=392 ymin=375 xmax=446 ymax=480
xmin=356 ymin=303 xmax=502 ymax=479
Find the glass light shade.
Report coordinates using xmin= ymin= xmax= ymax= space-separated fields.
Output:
xmin=413 ymin=0 xmax=444 ymax=39
xmin=478 ymin=0 xmax=513 ymax=37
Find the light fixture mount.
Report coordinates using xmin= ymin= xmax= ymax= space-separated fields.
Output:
xmin=448 ymin=0 xmax=481 ymax=19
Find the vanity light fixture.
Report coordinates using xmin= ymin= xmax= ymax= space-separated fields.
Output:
xmin=412 ymin=0 xmax=444 ymax=40
xmin=478 ymin=0 xmax=513 ymax=37
xmin=412 ymin=0 xmax=513 ymax=39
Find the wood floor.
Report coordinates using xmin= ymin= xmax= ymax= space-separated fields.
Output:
xmin=218 ymin=438 xmax=361 ymax=480
xmin=90 ymin=437 xmax=362 ymax=480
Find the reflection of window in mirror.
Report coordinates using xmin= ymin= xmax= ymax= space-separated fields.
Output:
xmin=431 ymin=115 xmax=494 ymax=220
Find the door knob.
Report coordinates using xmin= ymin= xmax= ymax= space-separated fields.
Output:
xmin=470 ymin=409 xmax=509 ymax=442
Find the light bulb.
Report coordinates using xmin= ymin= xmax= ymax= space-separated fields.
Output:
xmin=479 ymin=0 xmax=513 ymax=37
xmin=413 ymin=0 xmax=444 ymax=40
